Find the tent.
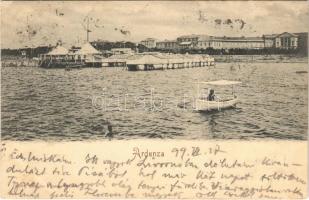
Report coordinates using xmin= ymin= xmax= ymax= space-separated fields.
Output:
xmin=74 ymin=43 xmax=103 ymax=65
xmin=102 ymin=54 xmax=133 ymax=67
xmin=46 ymin=46 xmax=69 ymax=55
xmin=75 ymin=43 xmax=101 ymax=55
xmin=126 ymin=54 xmax=168 ymax=65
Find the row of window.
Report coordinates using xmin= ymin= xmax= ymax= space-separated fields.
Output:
xmin=156 ymin=39 xmax=298 ymax=49
xmin=178 ymin=38 xmax=198 ymax=42
xmin=276 ymin=41 xmax=296 ymax=47
xmin=197 ymin=42 xmax=264 ymax=48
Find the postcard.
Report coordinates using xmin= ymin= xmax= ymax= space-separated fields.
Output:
xmin=0 ymin=1 xmax=308 ymax=199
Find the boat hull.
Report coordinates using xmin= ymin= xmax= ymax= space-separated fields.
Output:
xmin=195 ymin=98 xmax=239 ymax=111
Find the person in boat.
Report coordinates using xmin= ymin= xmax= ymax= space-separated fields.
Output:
xmin=207 ymin=89 xmax=216 ymax=101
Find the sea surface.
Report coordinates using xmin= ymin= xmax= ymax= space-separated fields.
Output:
xmin=1 ymin=62 xmax=308 ymax=141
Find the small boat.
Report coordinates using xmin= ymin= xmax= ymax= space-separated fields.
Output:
xmin=65 ymin=64 xmax=83 ymax=71
xmin=195 ymin=80 xmax=241 ymax=111
xmin=295 ymin=70 xmax=308 ymax=74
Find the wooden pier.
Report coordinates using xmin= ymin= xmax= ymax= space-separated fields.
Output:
xmin=102 ymin=53 xmax=215 ymax=71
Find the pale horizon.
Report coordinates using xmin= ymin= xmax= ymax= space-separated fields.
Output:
xmin=1 ymin=1 xmax=308 ymax=49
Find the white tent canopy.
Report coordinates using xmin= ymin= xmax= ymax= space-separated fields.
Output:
xmin=127 ymin=54 xmax=168 ymax=65
xmin=103 ymin=54 xmax=133 ymax=63
xmin=198 ymin=80 xmax=242 ymax=86
xmin=46 ymin=46 xmax=69 ymax=55
xmin=75 ymin=43 xmax=101 ymax=55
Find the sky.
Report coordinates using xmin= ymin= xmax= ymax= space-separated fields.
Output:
xmin=1 ymin=1 xmax=308 ymax=49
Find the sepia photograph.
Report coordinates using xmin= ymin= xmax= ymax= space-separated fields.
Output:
xmin=1 ymin=1 xmax=308 ymax=199
xmin=1 ymin=1 xmax=308 ymax=142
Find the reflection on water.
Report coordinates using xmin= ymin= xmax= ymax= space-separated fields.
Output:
xmin=1 ymin=62 xmax=308 ymax=141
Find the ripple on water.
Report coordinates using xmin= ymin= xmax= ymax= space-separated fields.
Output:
xmin=1 ymin=62 xmax=308 ymax=141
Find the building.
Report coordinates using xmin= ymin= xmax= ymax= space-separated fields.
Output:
xmin=294 ymin=32 xmax=308 ymax=54
xmin=178 ymin=34 xmax=264 ymax=50
xmin=274 ymin=32 xmax=298 ymax=49
xmin=197 ymin=36 xmax=222 ymax=49
xmin=177 ymin=34 xmax=209 ymax=49
xmin=69 ymin=46 xmax=81 ymax=53
xmin=21 ymin=50 xmax=27 ymax=57
xmin=75 ymin=43 xmax=102 ymax=59
xmin=39 ymin=45 xmax=71 ymax=68
xmin=39 ymin=43 xmax=103 ymax=68
xmin=41 ymin=45 xmax=69 ymax=60
xmin=177 ymin=34 xmax=200 ymax=48
xmin=140 ymin=38 xmax=157 ymax=49
xmin=196 ymin=36 xmax=264 ymax=49
xmin=156 ymin=40 xmax=179 ymax=50
xmin=219 ymin=37 xmax=264 ymax=49
xmin=111 ymin=48 xmax=134 ymax=55
xmin=73 ymin=43 xmax=103 ymax=67
xmin=125 ymin=53 xmax=215 ymax=71
xmin=263 ymin=34 xmax=277 ymax=48
xmin=263 ymin=32 xmax=299 ymax=49
xmin=102 ymin=54 xmax=132 ymax=67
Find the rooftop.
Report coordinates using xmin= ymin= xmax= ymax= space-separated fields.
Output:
xmin=294 ymin=32 xmax=308 ymax=37
xmin=141 ymin=38 xmax=157 ymax=41
xmin=263 ymin=34 xmax=278 ymax=38
xmin=157 ymin=40 xmax=177 ymax=43
xmin=213 ymin=36 xmax=263 ymax=42
xmin=277 ymin=32 xmax=298 ymax=38
xmin=178 ymin=34 xmax=208 ymax=39
xmin=46 ymin=45 xmax=69 ymax=55
xmin=75 ymin=43 xmax=101 ymax=55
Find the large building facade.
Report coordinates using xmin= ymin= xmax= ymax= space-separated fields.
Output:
xmin=221 ymin=37 xmax=264 ymax=49
xmin=274 ymin=32 xmax=298 ymax=49
xmin=156 ymin=40 xmax=179 ymax=50
xmin=197 ymin=36 xmax=264 ymax=49
xmin=177 ymin=34 xmax=202 ymax=49
xmin=140 ymin=38 xmax=157 ymax=49
xmin=141 ymin=32 xmax=307 ymax=51
xmin=264 ymin=32 xmax=300 ymax=49
xmin=263 ymin=34 xmax=277 ymax=48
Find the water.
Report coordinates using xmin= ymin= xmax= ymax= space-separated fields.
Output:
xmin=1 ymin=62 xmax=308 ymax=141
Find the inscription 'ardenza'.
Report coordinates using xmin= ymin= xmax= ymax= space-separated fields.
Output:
xmin=133 ymin=147 xmax=165 ymax=159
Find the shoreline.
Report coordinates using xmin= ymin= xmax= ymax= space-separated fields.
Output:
xmin=1 ymin=54 xmax=308 ymax=67
xmin=212 ymin=54 xmax=308 ymax=63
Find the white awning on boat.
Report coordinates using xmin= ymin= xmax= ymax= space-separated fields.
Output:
xmin=198 ymin=80 xmax=242 ymax=85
